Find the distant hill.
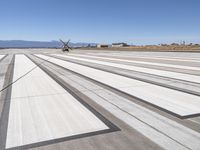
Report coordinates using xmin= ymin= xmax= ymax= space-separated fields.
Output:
xmin=0 ymin=40 xmax=96 ymax=48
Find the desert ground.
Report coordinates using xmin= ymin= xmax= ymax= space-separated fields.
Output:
xmin=0 ymin=48 xmax=200 ymax=150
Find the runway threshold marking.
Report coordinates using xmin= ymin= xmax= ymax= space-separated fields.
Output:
xmin=65 ymin=54 xmax=200 ymax=71
xmin=5 ymin=55 xmax=115 ymax=149
xmin=36 ymin=54 xmax=200 ymax=118
xmin=51 ymin=54 xmax=200 ymax=84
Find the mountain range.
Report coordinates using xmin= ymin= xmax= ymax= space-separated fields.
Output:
xmin=0 ymin=40 xmax=97 ymax=48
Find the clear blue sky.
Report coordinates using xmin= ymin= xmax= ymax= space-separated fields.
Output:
xmin=0 ymin=0 xmax=200 ymax=44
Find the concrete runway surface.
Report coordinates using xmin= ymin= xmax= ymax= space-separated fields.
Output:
xmin=0 ymin=49 xmax=200 ymax=150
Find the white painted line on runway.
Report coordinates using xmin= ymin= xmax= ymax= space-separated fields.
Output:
xmin=64 ymin=54 xmax=200 ymax=71
xmin=93 ymin=53 xmax=200 ymax=63
xmin=36 ymin=54 xmax=200 ymax=117
xmin=0 ymin=55 xmax=5 ymax=60
xmin=126 ymin=55 xmax=200 ymax=61
xmin=51 ymin=54 xmax=200 ymax=84
xmin=6 ymin=55 xmax=108 ymax=149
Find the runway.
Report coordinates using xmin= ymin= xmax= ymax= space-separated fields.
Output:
xmin=0 ymin=49 xmax=200 ymax=150
xmin=35 ymin=54 xmax=200 ymax=118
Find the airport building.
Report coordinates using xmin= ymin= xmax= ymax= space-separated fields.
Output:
xmin=112 ymin=43 xmax=128 ymax=47
xmin=97 ymin=44 xmax=109 ymax=48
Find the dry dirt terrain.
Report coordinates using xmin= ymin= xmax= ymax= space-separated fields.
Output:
xmin=81 ymin=45 xmax=200 ymax=51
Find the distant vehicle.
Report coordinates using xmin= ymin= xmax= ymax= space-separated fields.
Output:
xmin=59 ymin=39 xmax=72 ymax=52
